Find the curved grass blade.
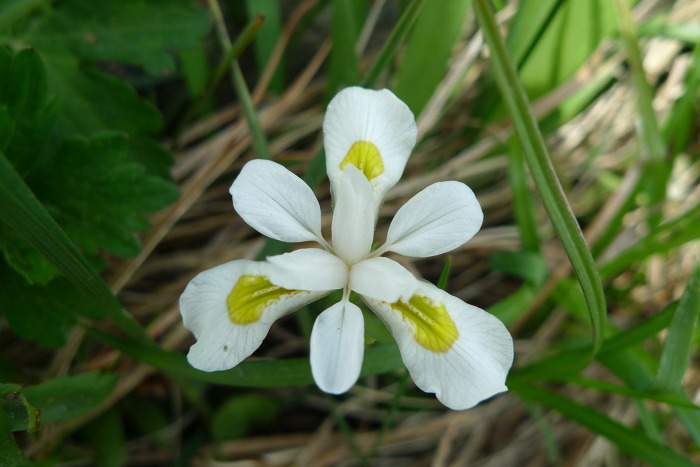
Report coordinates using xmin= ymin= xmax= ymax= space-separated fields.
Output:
xmin=511 ymin=380 xmax=696 ymax=467
xmin=473 ymin=0 xmax=606 ymax=354
xmin=0 ymin=153 xmax=148 ymax=342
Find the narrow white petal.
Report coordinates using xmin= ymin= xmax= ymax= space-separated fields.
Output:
xmin=363 ymin=282 xmax=513 ymax=410
xmin=310 ymin=301 xmax=365 ymax=394
xmin=180 ymin=260 xmax=327 ymax=372
xmin=230 ymin=159 xmax=323 ymax=243
xmin=331 ymin=165 xmax=374 ymax=265
xmin=383 ymin=181 xmax=483 ymax=257
xmin=324 ymin=87 xmax=417 ymax=209
xmin=267 ymin=248 xmax=348 ymax=291
xmin=350 ymin=257 xmax=417 ymax=302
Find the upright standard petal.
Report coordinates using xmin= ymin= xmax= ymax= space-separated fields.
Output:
xmin=181 ymin=260 xmax=328 ymax=372
xmin=331 ymin=165 xmax=375 ymax=265
xmin=267 ymin=248 xmax=348 ymax=291
xmin=382 ymin=181 xmax=483 ymax=257
xmin=323 ymin=87 xmax=417 ymax=208
xmin=350 ymin=257 xmax=417 ymax=303
xmin=363 ymin=282 xmax=513 ymax=410
xmin=310 ymin=301 xmax=365 ymax=394
xmin=230 ymin=159 xmax=323 ymax=243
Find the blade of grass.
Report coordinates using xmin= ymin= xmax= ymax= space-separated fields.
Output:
xmin=0 ymin=153 xmax=148 ymax=342
xmin=88 ymin=327 xmax=403 ymax=387
xmin=510 ymin=380 xmax=696 ymax=467
xmin=613 ymin=0 xmax=667 ymax=228
xmin=506 ymin=138 xmax=540 ymax=252
xmin=208 ymin=0 xmax=270 ymax=159
xmin=653 ymin=264 xmax=700 ymax=392
xmin=173 ymin=14 xmax=264 ymax=145
xmin=473 ymin=0 xmax=606 ymax=354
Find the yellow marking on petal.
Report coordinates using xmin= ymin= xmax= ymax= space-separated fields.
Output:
xmin=391 ymin=295 xmax=458 ymax=353
xmin=226 ymin=275 xmax=301 ymax=325
xmin=340 ymin=141 xmax=384 ymax=180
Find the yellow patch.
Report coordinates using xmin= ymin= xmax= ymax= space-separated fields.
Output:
xmin=340 ymin=141 xmax=384 ymax=180
xmin=391 ymin=295 xmax=458 ymax=353
xmin=226 ymin=275 xmax=301 ymax=325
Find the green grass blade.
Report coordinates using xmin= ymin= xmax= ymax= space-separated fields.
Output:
xmin=360 ymin=0 xmax=426 ymax=88
xmin=510 ymin=380 xmax=696 ymax=467
xmin=654 ymin=264 xmax=700 ymax=392
xmin=473 ymin=0 xmax=606 ymax=354
xmin=506 ymin=140 xmax=540 ymax=252
xmin=245 ymin=0 xmax=284 ymax=94
xmin=0 ymin=153 xmax=148 ymax=342
xmin=89 ymin=328 xmax=403 ymax=387
xmin=328 ymin=0 xmax=363 ymax=93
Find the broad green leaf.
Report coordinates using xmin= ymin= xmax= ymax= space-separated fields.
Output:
xmin=26 ymin=0 xmax=210 ymax=75
xmin=511 ymin=380 xmax=696 ymax=467
xmin=90 ymin=328 xmax=403 ymax=388
xmin=394 ymin=0 xmax=471 ymax=116
xmin=654 ymin=264 xmax=700 ymax=392
xmin=212 ymin=394 xmax=279 ymax=441
xmin=474 ymin=0 xmax=607 ymax=354
xmin=23 ymin=372 xmax=117 ymax=425
xmin=508 ymin=0 xmax=616 ymax=99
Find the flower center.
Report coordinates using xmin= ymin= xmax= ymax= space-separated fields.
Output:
xmin=391 ymin=294 xmax=459 ymax=353
xmin=340 ymin=140 xmax=384 ymax=181
xmin=227 ymin=275 xmax=301 ymax=325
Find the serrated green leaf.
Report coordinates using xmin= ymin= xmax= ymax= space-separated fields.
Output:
xmin=29 ymin=133 xmax=179 ymax=258
xmin=23 ymin=372 xmax=117 ymax=425
xmin=394 ymin=0 xmax=471 ymax=116
xmin=27 ymin=0 xmax=210 ymax=75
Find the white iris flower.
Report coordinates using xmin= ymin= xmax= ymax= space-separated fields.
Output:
xmin=180 ymin=87 xmax=513 ymax=410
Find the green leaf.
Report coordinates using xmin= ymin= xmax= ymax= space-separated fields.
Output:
xmin=508 ymin=0 xmax=616 ymax=99
xmin=26 ymin=0 xmax=211 ymax=75
xmin=29 ymin=133 xmax=179 ymax=258
xmin=394 ymin=0 xmax=471 ymax=116
xmin=23 ymin=372 xmax=117 ymax=425
xmin=0 ymin=405 xmax=31 ymax=467
xmin=489 ymin=250 xmax=548 ymax=285
xmin=328 ymin=0 xmax=363 ymax=93
xmin=0 ymin=152 xmax=148 ymax=341
xmin=474 ymin=0 xmax=607 ymax=354
xmin=511 ymin=380 xmax=696 ymax=467
xmin=82 ymin=408 xmax=127 ymax=467
xmin=0 ymin=383 xmax=39 ymax=433
xmin=212 ymin=394 xmax=279 ymax=441
xmin=654 ymin=264 xmax=700 ymax=392
xmin=245 ymin=0 xmax=284 ymax=93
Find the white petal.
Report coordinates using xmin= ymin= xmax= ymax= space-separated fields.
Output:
xmin=383 ymin=181 xmax=483 ymax=257
xmin=363 ymin=282 xmax=513 ymax=410
xmin=350 ymin=257 xmax=417 ymax=302
xmin=267 ymin=248 xmax=348 ymax=291
xmin=310 ymin=301 xmax=365 ymax=394
xmin=331 ymin=165 xmax=375 ymax=265
xmin=230 ymin=159 xmax=323 ymax=243
xmin=180 ymin=260 xmax=327 ymax=372
xmin=324 ymin=87 xmax=417 ymax=209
